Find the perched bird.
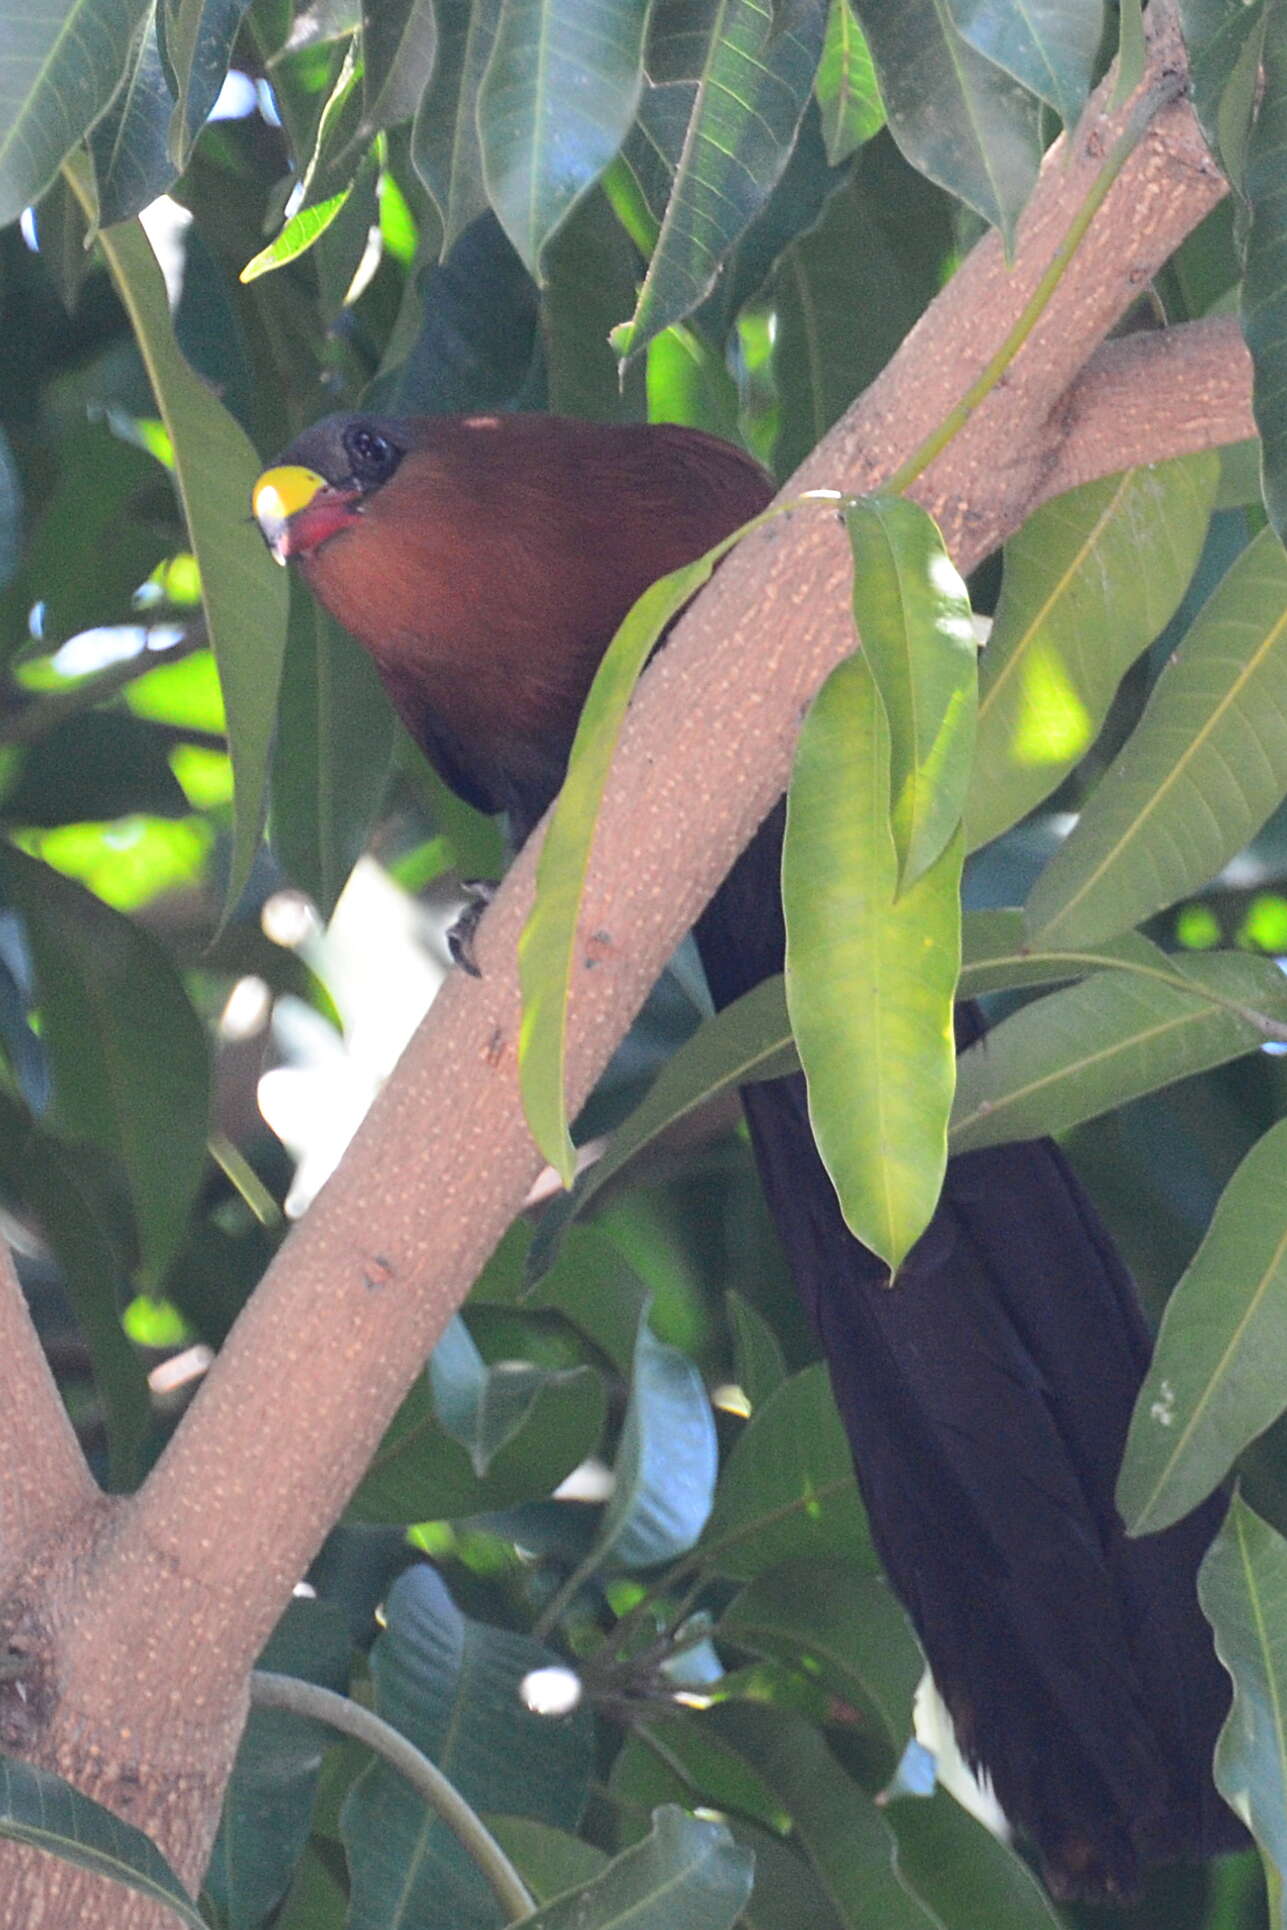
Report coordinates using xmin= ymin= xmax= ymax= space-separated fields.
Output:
xmin=254 ymin=411 xmax=1240 ymax=1900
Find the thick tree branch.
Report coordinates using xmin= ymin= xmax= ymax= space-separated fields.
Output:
xmin=7 ymin=5 xmax=1251 ymax=1901
xmin=0 ymin=1241 xmax=95 ymax=1593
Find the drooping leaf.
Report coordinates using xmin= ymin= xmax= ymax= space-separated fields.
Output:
xmin=239 ymin=186 xmax=354 ymax=281
xmin=885 ymin=1785 xmax=1065 ymax=1930
xmin=1119 ymin=1118 xmax=1287 ymax=1535
xmin=478 ymin=0 xmax=650 ymax=275
xmin=159 ymin=0 xmax=253 ymax=168
xmin=946 ymin=0 xmax=1102 ymax=130
xmin=1199 ymin=1494 xmax=1287 ymax=1910
xmin=341 ymin=1565 xmax=594 ymax=1930
xmin=725 ymin=1289 xmax=788 ymax=1410
xmin=965 ymin=453 xmax=1219 ymax=854
xmin=845 ymin=495 xmax=977 ymax=885
xmin=951 ymin=949 xmax=1287 ymax=1153
xmin=720 ymin=1560 xmax=921 ymax=1766
xmin=814 ymin=0 xmax=883 ymax=164
xmin=542 ymin=187 xmax=647 ymax=421
xmin=610 ymin=0 xmax=828 ymax=362
xmin=0 ymin=1757 xmax=205 ymax=1929
xmin=519 ymin=1808 xmax=754 ymax=1930
xmin=1026 ymin=526 xmax=1287 ymax=946
xmin=428 ymin=1315 xmax=601 ymax=1479
xmin=1178 ymin=0 xmax=1268 ymax=194
xmin=411 ymin=0 xmax=503 ymax=256
xmin=0 ymin=0 xmax=151 ymax=227
xmin=361 ymin=0 xmax=438 ymax=135
xmin=783 ymin=649 xmax=963 ymax=1274
xmin=89 ymin=9 xmax=179 ymax=227
xmin=1242 ymin=1 xmax=1287 ymax=541
xmin=0 ymin=844 xmax=210 ymax=1284
xmin=701 ymin=1364 xmax=873 ymax=1580
xmin=62 ymin=166 xmax=290 ymax=915
xmin=850 ymin=0 xmax=1042 ymax=247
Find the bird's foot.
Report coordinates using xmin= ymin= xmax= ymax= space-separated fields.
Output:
xmin=447 ymin=879 xmax=497 ymax=978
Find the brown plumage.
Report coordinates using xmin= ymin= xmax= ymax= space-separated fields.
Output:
xmin=254 ymin=410 xmax=1241 ymax=1900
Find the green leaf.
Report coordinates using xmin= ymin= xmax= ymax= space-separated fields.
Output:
xmin=814 ymin=0 xmax=883 ymax=163
xmin=518 ymin=515 xmax=759 ymax=1183
xmin=486 ymin=1818 xmax=609 ymax=1904
xmin=542 ymin=187 xmax=649 ymax=422
xmin=965 ymin=454 xmax=1219 ymax=854
xmin=610 ymin=0 xmax=828 ymax=363
xmin=478 ymin=0 xmax=650 ymax=276
xmin=0 ymin=711 xmax=188 ymax=827
xmin=725 ymin=1290 xmax=788 ymax=1411
xmin=1242 ymin=0 xmax=1287 ymax=542
xmin=361 ymin=0 xmax=438 ymax=135
xmin=1119 ymin=1118 xmax=1287 ymax=1535
xmin=520 ymin=1807 xmax=753 ymax=1930
xmin=885 ymin=1786 xmax=1064 ymax=1930
xmin=1199 ymin=1494 xmax=1287 ymax=1912
xmin=269 ymin=594 xmax=396 ymax=917
xmin=0 ymin=1755 xmax=205 ymax=1929
xmin=89 ymin=9 xmax=178 ymax=227
xmin=701 ymin=1364 xmax=873 ymax=1580
xmin=428 ymin=1315 xmax=598 ymax=1479
xmin=1027 ymin=526 xmax=1287 ymax=945
xmin=851 ymin=0 xmax=1042 ymax=246
xmin=63 ymin=166 xmax=290 ymax=916
xmin=957 ymin=907 xmax=1166 ymax=997
xmin=411 ymin=0 xmax=502 ymax=256
xmin=1178 ymin=0 xmax=1268 ymax=194
xmin=720 ymin=1560 xmax=921 ymax=1766
xmin=206 ymin=1600 xmax=353 ymax=1930
xmin=845 ymin=496 xmax=977 ymax=885
xmin=240 ymin=187 xmax=354 ymax=281
xmin=713 ymin=1701 xmax=941 ymax=1930
xmin=348 ymin=1359 xmax=606 ymax=1523
xmin=0 ymin=0 xmax=151 ymax=227
xmin=950 ymin=948 xmax=1287 ymax=1153
xmin=342 ymin=1565 xmax=595 ymax=1930
xmin=588 ymin=1308 xmax=717 ymax=1571
xmin=0 ymin=844 xmax=210 ymax=1283
xmin=783 ymin=651 xmax=963 ymax=1274
xmin=946 ymin=0 xmax=1102 ymax=130
xmin=160 ymin=0 xmax=252 ymax=168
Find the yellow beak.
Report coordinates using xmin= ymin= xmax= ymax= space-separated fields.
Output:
xmin=252 ymin=465 xmax=329 ymax=563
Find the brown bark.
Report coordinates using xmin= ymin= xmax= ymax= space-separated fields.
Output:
xmin=0 ymin=4 xmax=1257 ymax=1920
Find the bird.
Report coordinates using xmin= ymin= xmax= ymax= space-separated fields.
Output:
xmin=253 ymin=409 xmax=1241 ymax=1901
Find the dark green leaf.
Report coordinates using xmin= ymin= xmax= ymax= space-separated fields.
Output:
xmin=1119 ymin=1118 xmax=1287 ymax=1535
xmin=0 ymin=711 xmax=188 ymax=826
xmin=519 ymin=1807 xmax=753 ymax=1930
xmin=478 ymin=0 xmax=650 ymax=275
xmin=1242 ymin=0 xmax=1287 ymax=542
xmin=0 ymin=0 xmax=151 ymax=227
xmin=542 ymin=188 xmax=647 ymax=420
xmin=1178 ymin=0 xmax=1267 ymax=193
xmin=160 ymin=0 xmax=252 ymax=167
xmin=411 ymin=0 xmax=503 ymax=256
xmin=850 ymin=0 xmax=1041 ymax=245
xmin=885 ymin=1785 xmax=1063 ymax=1930
xmin=428 ymin=1314 xmax=598 ymax=1478
xmin=1198 ymin=1493 xmax=1287 ymax=1899
xmin=946 ymin=0 xmax=1102 ymax=130
xmin=610 ymin=0 xmax=828 ymax=362
xmin=726 ymin=1290 xmax=788 ymax=1411
xmin=0 ymin=1756 xmax=204 ymax=1929
xmin=783 ymin=650 xmax=962 ymax=1273
xmin=269 ymin=593 xmax=396 ymax=916
xmin=361 ymin=0 xmax=438 ymax=134
xmin=965 ymin=453 xmax=1219 ymax=854
xmin=89 ymin=10 xmax=178 ymax=228
xmin=814 ymin=0 xmax=883 ymax=163
xmin=951 ymin=949 xmax=1287 ymax=1152
xmin=720 ymin=1560 xmax=921 ymax=1766
xmin=701 ymin=1364 xmax=873 ymax=1580
xmin=0 ymin=844 xmax=210 ymax=1283
xmin=341 ymin=1565 xmax=594 ymax=1930
xmin=1026 ymin=527 xmax=1287 ymax=946
xmin=486 ymin=1817 xmax=609 ymax=1902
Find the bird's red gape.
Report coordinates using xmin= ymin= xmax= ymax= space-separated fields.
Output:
xmin=254 ymin=409 xmax=1242 ymax=1902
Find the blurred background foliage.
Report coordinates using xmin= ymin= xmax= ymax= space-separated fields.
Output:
xmin=0 ymin=0 xmax=1285 ymax=1923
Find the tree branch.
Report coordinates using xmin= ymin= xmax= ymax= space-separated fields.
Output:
xmin=0 ymin=1240 xmax=95 ymax=1596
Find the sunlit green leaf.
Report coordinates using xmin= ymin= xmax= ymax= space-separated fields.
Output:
xmin=1027 ymin=527 xmax=1287 ymax=946
xmin=814 ymin=0 xmax=883 ymax=163
xmin=1120 ymin=1119 xmax=1287 ymax=1535
xmin=240 ymin=186 xmax=353 ymax=280
xmin=966 ymin=454 xmax=1219 ymax=854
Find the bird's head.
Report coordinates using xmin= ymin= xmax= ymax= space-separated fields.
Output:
xmin=252 ymin=414 xmax=408 ymax=564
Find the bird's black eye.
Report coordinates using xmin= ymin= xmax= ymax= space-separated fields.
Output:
xmin=342 ymin=423 xmax=401 ymax=485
